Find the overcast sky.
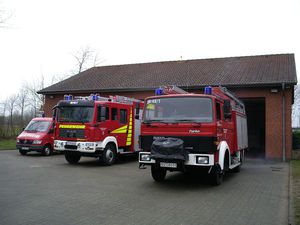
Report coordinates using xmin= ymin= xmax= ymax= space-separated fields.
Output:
xmin=0 ymin=0 xmax=299 ymax=102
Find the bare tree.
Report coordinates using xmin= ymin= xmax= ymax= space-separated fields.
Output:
xmin=6 ymin=94 xmax=18 ymax=136
xmin=24 ymin=75 xmax=45 ymax=117
xmin=0 ymin=3 xmax=12 ymax=28
xmin=16 ymin=87 xmax=29 ymax=127
xmin=72 ymin=46 xmax=103 ymax=74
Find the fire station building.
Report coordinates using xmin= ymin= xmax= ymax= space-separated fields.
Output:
xmin=38 ymin=54 xmax=297 ymax=160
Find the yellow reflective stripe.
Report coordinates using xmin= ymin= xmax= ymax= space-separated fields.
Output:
xmin=59 ymin=124 xmax=85 ymax=129
xmin=111 ymin=125 xmax=128 ymax=134
xmin=126 ymin=109 xmax=133 ymax=146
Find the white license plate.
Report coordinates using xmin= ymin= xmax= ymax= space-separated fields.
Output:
xmin=22 ymin=147 xmax=29 ymax=150
xmin=160 ymin=162 xmax=177 ymax=168
xmin=66 ymin=142 xmax=76 ymax=146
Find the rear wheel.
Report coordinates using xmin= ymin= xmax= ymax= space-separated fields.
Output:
xmin=19 ymin=150 xmax=27 ymax=156
xmin=151 ymin=165 xmax=167 ymax=182
xmin=102 ymin=144 xmax=117 ymax=166
xmin=42 ymin=145 xmax=52 ymax=156
xmin=65 ymin=152 xmax=81 ymax=164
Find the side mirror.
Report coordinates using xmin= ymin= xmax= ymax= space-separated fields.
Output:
xmin=22 ymin=127 xmax=25 ymax=131
xmin=52 ymin=105 xmax=57 ymax=121
xmin=223 ymin=100 xmax=232 ymax=119
xmin=135 ymin=103 xmax=140 ymax=120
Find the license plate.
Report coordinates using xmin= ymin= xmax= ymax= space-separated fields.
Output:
xmin=22 ymin=147 xmax=29 ymax=150
xmin=160 ymin=162 xmax=177 ymax=168
xmin=66 ymin=142 xmax=76 ymax=146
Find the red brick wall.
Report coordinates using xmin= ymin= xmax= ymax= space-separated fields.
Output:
xmin=234 ymin=87 xmax=293 ymax=160
xmin=43 ymin=87 xmax=293 ymax=160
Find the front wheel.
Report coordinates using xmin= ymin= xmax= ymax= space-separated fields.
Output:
xmin=101 ymin=144 xmax=117 ymax=166
xmin=42 ymin=145 xmax=52 ymax=156
xmin=210 ymin=165 xmax=223 ymax=186
xmin=65 ymin=152 xmax=81 ymax=164
xmin=151 ymin=165 xmax=167 ymax=182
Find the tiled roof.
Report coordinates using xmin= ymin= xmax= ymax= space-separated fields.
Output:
xmin=38 ymin=54 xmax=297 ymax=94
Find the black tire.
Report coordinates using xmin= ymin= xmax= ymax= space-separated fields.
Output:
xmin=102 ymin=144 xmax=117 ymax=166
xmin=151 ymin=165 xmax=167 ymax=182
xmin=210 ymin=165 xmax=223 ymax=186
xmin=19 ymin=150 xmax=27 ymax=156
xmin=65 ymin=152 xmax=81 ymax=164
xmin=42 ymin=145 xmax=52 ymax=156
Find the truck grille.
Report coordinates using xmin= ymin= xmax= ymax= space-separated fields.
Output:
xmin=59 ymin=129 xmax=85 ymax=138
xmin=140 ymin=135 xmax=217 ymax=153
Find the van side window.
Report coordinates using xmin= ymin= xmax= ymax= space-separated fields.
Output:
xmin=120 ymin=109 xmax=127 ymax=124
xmin=216 ymin=102 xmax=222 ymax=121
xmin=112 ymin=108 xmax=118 ymax=121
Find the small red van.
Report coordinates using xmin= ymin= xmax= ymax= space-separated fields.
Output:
xmin=16 ymin=117 xmax=55 ymax=156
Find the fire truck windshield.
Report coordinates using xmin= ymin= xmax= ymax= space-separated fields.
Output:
xmin=144 ymin=97 xmax=213 ymax=123
xmin=25 ymin=121 xmax=52 ymax=132
xmin=58 ymin=106 xmax=94 ymax=123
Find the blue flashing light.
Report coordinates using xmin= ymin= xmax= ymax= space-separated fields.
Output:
xmin=155 ymin=88 xmax=163 ymax=95
xmin=64 ymin=94 xmax=73 ymax=101
xmin=204 ymin=86 xmax=212 ymax=95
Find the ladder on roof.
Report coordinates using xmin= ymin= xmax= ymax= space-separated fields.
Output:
xmin=159 ymin=85 xmax=188 ymax=94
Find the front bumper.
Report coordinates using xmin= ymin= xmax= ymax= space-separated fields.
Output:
xmin=139 ymin=152 xmax=214 ymax=167
xmin=16 ymin=144 xmax=44 ymax=152
xmin=54 ymin=140 xmax=101 ymax=153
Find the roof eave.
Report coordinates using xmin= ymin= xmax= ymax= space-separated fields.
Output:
xmin=38 ymin=81 xmax=297 ymax=95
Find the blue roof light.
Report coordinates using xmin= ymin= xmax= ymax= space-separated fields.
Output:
xmin=155 ymin=88 xmax=163 ymax=95
xmin=204 ymin=86 xmax=212 ymax=95
xmin=64 ymin=95 xmax=73 ymax=101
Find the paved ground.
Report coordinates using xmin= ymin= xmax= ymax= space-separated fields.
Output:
xmin=0 ymin=150 xmax=289 ymax=225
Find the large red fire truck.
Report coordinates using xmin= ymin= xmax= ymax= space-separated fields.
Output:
xmin=139 ymin=86 xmax=248 ymax=185
xmin=53 ymin=94 xmax=143 ymax=165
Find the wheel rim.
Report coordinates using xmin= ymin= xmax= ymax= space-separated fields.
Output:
xmin=106 ymin=149 xmax=114 ymax=163
xmin=44 ymin=147 xmax=50 ymax=155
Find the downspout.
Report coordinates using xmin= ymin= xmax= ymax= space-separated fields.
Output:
xmin=282 ymin=83 xmax=286 ymax=162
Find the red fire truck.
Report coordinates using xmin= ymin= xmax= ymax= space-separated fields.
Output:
xmin=139 ymin=86 xmax=248 ymax=185
xmin=53 ymin=94 xmax=143 ymax=165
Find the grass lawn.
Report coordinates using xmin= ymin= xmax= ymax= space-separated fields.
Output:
xmin=0 ymin=139 xmax=16 ymax=150
xmin=292 ymin=160 xmax=300 ymax=225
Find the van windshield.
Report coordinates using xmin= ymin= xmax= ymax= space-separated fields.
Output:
xmin=144 ymin=97 xmax=213 ymax=123
xmin=58 ymin=106 xmax=94 ymax=123
xmin=25 ymin=121 xmax=52 ymax=132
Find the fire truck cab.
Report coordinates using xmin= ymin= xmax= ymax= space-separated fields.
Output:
xmin=53 ymin=94 xmax=143 ymax=165
xmin=139 ymin=86 xmax=248 ymax=185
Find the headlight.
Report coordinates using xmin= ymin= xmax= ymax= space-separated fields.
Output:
xmin=33 ymin=140 xmax=42 ymax=145
xmin=196 ymin=156 xmax=209 ymax=164
xmin=17 ymin=139 xmax=20 ymax=143
xmin=140 ymin=154 xmax=151 ymax=161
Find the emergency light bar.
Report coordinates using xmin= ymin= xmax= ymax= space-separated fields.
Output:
xmin=64 ymin=95 xmax=73 ymax=101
